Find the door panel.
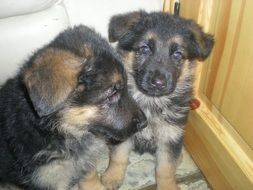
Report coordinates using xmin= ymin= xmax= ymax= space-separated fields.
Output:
xmin=208 ymin=0 xmax=253 ymax=148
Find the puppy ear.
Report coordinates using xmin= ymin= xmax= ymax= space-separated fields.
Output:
xmin=188 ymin=21 xmax=214 ymax=60
xmin=23 ymin=48 xmax=82 ymax=117
xmin=108 ymin=11 xmax=145 ymax=43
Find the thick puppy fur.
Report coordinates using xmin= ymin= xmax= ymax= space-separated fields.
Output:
xmin=0 ymin=25 xmax=147 ymax=190
xmin=102 ymin=11 xmax=214 ymax=190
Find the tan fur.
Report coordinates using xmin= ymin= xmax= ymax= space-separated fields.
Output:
xmin=101 ymin=140 xmax=132 ymax=190
xmin=59 ymin=106 xmax=99 ymax=137
xmin=178 ymin=60 xmax=194 ymax=83
xmin=156 ymin=149 xmax=178 ymax=190
xmin=23 ymin=48 xmax=82 ymax=110
xmin=111 ymin=70 xmax=122 ymax=83
xmin=121 ymin=51 xmax=135 ymax=72
xmin=79 ymin=44 xmax=93 ymax=59
xmin=79 ymin=170 xmax=105 ymax=190
xmin=145 ymin=32 xmax=158 ymax=40
xmin=150 ymin=118 xmax=184 ymax=144
xmin=76 ymin=84 xmax=86 ymax=92
xmin=167 ymin=35 xmax=183 ymax=45
xmin=32 ymin=159 xmax=76 ymax=190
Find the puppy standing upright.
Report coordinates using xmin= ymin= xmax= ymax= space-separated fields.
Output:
xmin=101 ymin=11 xmax=214 ymax=190
xmin=0 ymin=25 xmax=147 ymax=190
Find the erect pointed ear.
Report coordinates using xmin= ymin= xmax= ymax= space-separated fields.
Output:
xmin=23 ymin=48 xmax=82 ymax=117
xmin=187 ymin=21 xmax=215 ymax=61
xmin=108 ymin=11 xmax=146 ymax=43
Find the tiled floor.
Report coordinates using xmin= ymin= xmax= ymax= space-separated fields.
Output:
xmin=97 ymin=147 xmax=211 ymax=190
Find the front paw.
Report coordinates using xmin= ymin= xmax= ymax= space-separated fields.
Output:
xmin=101 ymin=172 xmax=123 ymax=190
xmin=156 ymin=178 xmax=179 ymax=190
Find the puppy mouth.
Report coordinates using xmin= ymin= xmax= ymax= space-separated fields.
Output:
xmin=135 ymin=81 xmax=173 ymax=97
xmin=140 ymin=87 xmax=171 ymax=97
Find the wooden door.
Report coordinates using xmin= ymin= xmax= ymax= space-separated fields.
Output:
xmin=164 ymin=0 xmax=253 ymax=189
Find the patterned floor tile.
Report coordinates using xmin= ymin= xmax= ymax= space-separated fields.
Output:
xmin=97 ymin=147 xmax=211 ymax=190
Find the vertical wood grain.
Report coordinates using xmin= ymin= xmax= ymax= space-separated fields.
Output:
xmin=210 ymin=0 xmax=245 ymax=108
xmin=219 ymin=0 xmax=253 ymax=148
xmin=204 ymin=0 xmax=232 ymax=99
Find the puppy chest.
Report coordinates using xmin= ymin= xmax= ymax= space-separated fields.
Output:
xmin=136 ymin=116 xmax=183 ymax=143
xmin=31 ymin=138 xmax=106 ymax=189
xmin=32 ymin=159 xmax=78 ymax=189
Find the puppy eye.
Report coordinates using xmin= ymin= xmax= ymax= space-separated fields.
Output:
xmin=106 ymin=84 xmax=121 ymax=104
xmin=80 ymin=58 xmax=87 ymax=65
xmin=139 ymin=45 xmax=151 ymax=55
xmin=78 ymin=75 xmax=85 ymax=84
xmin=84 ymin=62 xmax=93 ymax=72
xmin=78 ymin=73 xmax=96 ymax=87
xmin=173 ymin=50 xmax=183 ymax=60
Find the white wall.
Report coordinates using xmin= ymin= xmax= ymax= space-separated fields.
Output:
xmin=64 ymin=0 xmax=163 ymax=37
xmin=0 ymin=0 xmax=163 ymax=84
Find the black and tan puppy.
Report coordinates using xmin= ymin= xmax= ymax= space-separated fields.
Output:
xmin=101 ymin=11 xmax=214 ymax=190
xmin=0 ymin=25 xmax=147 ymax=190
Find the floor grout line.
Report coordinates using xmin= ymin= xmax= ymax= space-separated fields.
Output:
xmin=176 ymin=171 xmax=203 ymax=184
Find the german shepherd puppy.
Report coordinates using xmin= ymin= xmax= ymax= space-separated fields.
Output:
xmin=101 ymin=11 xmax=214 ymax=190
xmin=0 ymin=25 xmax=147 ymax=190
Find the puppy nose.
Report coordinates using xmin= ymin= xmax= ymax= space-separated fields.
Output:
xmin=151 ymin=75 xmax=166 ymax=89
xmin=133 ymin=110 xmax=147 ymax=131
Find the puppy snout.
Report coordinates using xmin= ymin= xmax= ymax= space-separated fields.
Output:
xmin=151 ymin=74 xmax=166 ymax=89
xmin=133 ymin=110 xmax=147 ymax=131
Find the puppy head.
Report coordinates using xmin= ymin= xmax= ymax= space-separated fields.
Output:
xmin=66 ymin=51 xmax=147 ymax=143
xmin=23 ymin=25 xmax=147 ymax=142
xmin=109 ymin=11 xmax=214 ymax=97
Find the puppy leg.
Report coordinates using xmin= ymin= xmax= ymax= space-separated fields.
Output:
xmin=156 ymin=148 xmax=179 ymax=190
xmin=101 ymin=139 xmax=132 ymax=190
xmin=79 ymin=169 xmax=105 ymax=190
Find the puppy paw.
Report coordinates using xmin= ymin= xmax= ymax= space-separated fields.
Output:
xmin=156 ymin=185 xmax=180 ymax=190
xmin=101 ymin=173 xmax=123 ymax=190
